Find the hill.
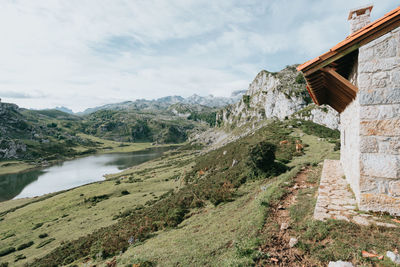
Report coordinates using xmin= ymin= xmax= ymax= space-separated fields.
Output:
xmin=79 ymin=109 xmax=205 ymax=144
xmin=0 ymin=99 xmax=219 ymax=161
xmin=216 ymin=65 xmax=339 ymax=130
xmin=0 ymin=103 xmax=97 ymax=161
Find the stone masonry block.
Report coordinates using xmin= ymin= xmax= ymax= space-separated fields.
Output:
xmin=360 ymin=119 xmax=400 ymax=136
xmin=391 ymin=70 xmax=400 ymax=88
xmin=372 ymin=72 xmax=389 ymax=88
xmin=359 ymin=88 xmax=400 ymax=105
xmin=375 ymin=136 xmax=400 ymax=155
xmin=359 ymin=175 xmax=378 ymax=193
xmin=359 ymin=46 xmax=374 ymax=63
xmin=357 ymin=72 xmax=371 ymax=89
xmin=359 ymin=105 xmax=379 ymax=120
xmin=389 ymin=138 xmax=400 ymax=154
xmin=374 ymin=35 xmax=398 ymax=58
xmin=359 ymin=57 xmax=400 ymax=74
xmin=360 ymin=104 xmax=400 ymax=121
xmin=359 ymin=193 xmax=400 ymax=215
xmin=360 ymin=153 xmax=400 ymax=179
xmin=389 ymin=180 xmax=400 ymax=197
xmin=360 ymin=136 xmax=378 ymax=153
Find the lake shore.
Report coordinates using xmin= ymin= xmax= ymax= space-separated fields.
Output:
xmin=0 ymin=134 xmax=180 ymax=176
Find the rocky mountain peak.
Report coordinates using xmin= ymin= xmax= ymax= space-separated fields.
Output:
xmin=216 ymin=65 xmax=339 ymax=129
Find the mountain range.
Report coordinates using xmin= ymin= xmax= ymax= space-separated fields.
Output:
xmin=53 ymin=91 xmax=246 ymax=115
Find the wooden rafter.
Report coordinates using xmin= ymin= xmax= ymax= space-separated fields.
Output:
xmin=321 ymin=67 xmax=358 ymax=112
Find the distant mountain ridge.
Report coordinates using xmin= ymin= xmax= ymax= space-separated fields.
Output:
xmin=72 ymin=92 xmax=245 ymax=115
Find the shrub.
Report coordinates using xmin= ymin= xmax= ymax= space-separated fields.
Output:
xmin=295 ymin=73 xmax=306 ymax=84
xmin=84 ymin=194 xmax=109 ymax=205
xmin=32 ymin=223 xmax=43 ymax=230
xmin=17 ymin=241 xmax=34 ymax=251
xmin=36 ymin=238 xmax=55 ymax=248
xmin=38 ymin=233 xmax=48 ymax=239
xmin=242 ymin=95 xmax=251 ymax=108
xmin=121 ymin=190 xmax=130 ymax=196
xmin=14 ymin=254 xmax=26 ymax=262
xmin=46 ymin=122 xmax=58 ymax=128
xmin=0 ymin=247 xmax=15 ymax=257
xmin=334 ymin=140 xmax=340 ymax=151
xmin=1 ymin=233 xmax=15 ymax=240
xmin=248 ymin=141 xmax=276 ymax=173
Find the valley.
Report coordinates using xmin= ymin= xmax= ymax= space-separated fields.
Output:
xmin=1 ymin=64 xmax=399 ymax=266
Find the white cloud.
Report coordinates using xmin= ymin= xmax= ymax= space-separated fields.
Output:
xmin=0 ymin=0 xmax=398 ymax=111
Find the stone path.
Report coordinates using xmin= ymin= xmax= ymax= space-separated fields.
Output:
xmin=314 ymin=159 xmax=397 ymax=227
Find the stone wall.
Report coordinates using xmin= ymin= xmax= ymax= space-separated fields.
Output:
xmin=356 ymin=26 xmax=400 ymax=215
xmin=341 ymin=63 xmax=361 ymax=202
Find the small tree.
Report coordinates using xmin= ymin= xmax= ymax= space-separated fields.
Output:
xmin=248 ymin=141 xmax=276 ymax=173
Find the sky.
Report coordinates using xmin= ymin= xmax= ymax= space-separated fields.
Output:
xmin=0 ymin=0 xmax=398 ymax=112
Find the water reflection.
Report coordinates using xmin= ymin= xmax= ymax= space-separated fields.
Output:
xmin=0 ymin=170 xmax=44 ymax=201
xmin=0 ymin=147 xmax=172 ymax=201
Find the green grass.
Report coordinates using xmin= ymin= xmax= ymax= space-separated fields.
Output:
xmin=76 ymin=133 xmax=154 ymax=154
xmin=0 ymin=161 xmax=36 ymax=175
xmin=286 ymin=167 xmax=400 ymax=266
xmin=79 ymin=122 xmax=339 ymax=266
xmin=0 ymin=120 xmax=342 ymax=266
xmin=0 ymin=150 xmax=194 ymax=265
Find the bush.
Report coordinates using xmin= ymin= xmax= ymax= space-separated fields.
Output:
xmin=38 ymin=233 xmax=48 ymax=239
xmin=295 ymin=73 xmax=306 ymax=84
xmin=121 ymin=190 xmax=130 ymax=196
xmin=46 ymin=122 xmax=58 ymax=128
xmin=14 ymin=254 xmax=26 ymax=262
xmin=17 ymin=241 xmax=34 ymax=251
xmin=36 ymin=238 xmax=55 ymax=248
xmin=242 ymin=95 xmax=251 ymax=108
xmin=0 ymin=247 xmax=15 ymax=257
xmin=248 ymin=142 xmax=276 ymax=173
xmin=32 ymin=223 xmax=43 ymax=230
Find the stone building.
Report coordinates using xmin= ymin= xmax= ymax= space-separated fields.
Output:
xmin=297 ymin=5 xmax=400 ymax=215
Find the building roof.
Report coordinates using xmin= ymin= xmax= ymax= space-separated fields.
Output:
xmin=297 ymin=6 xmax=400 ymax=112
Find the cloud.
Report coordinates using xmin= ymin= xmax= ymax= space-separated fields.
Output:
xmin=0 ymin=91 xmax=47 ymax=99
xmin=0 ymin=0 xmax=398 ymax=111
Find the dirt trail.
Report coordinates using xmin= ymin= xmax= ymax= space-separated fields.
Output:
xmin=257 ymin=168 xmax=315 ymax=266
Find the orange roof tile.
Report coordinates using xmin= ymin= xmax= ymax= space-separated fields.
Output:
xmin=297 ymin=6 xmax=400 ymax=73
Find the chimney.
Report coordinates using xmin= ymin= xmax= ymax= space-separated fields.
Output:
xmin=348 ymin=5 xmax=373 ymax=34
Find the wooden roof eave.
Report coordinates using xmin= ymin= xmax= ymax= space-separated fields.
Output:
xmin=297 ymin=6 xmax=400 ymax=76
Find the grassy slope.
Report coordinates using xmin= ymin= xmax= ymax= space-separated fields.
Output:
xmin=0 ymin=120 xmax=339 ymax=266
xmin=111 ymin=129 xmax=339 ymax=266
xmin=7 ymin=119 xmax=395 ymax=266
xmin=0 ymin=150 xmax=195 ymax=265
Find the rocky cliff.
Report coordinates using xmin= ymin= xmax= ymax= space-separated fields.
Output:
xmin=216 ymin=65 xmax=339 ymax=130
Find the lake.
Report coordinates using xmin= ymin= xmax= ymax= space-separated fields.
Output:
xmin=0 ymin=147 xmax=172 ymax=201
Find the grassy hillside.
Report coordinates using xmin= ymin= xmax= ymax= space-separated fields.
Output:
xmin=79 ymin=109 xmax=207 ymax=144
xmin=0 ymin=101 xmax=211 ymax=166
xmin=0 ymin=105 xmax=99 ymax=161
xmin=1 ymin=119 xmax=399 ymax=266
xmin=0 ymin=120 xmax=329 ymax=265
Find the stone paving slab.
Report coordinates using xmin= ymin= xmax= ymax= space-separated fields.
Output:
xmin=314 ymin=159 xmax=397 ymax=227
